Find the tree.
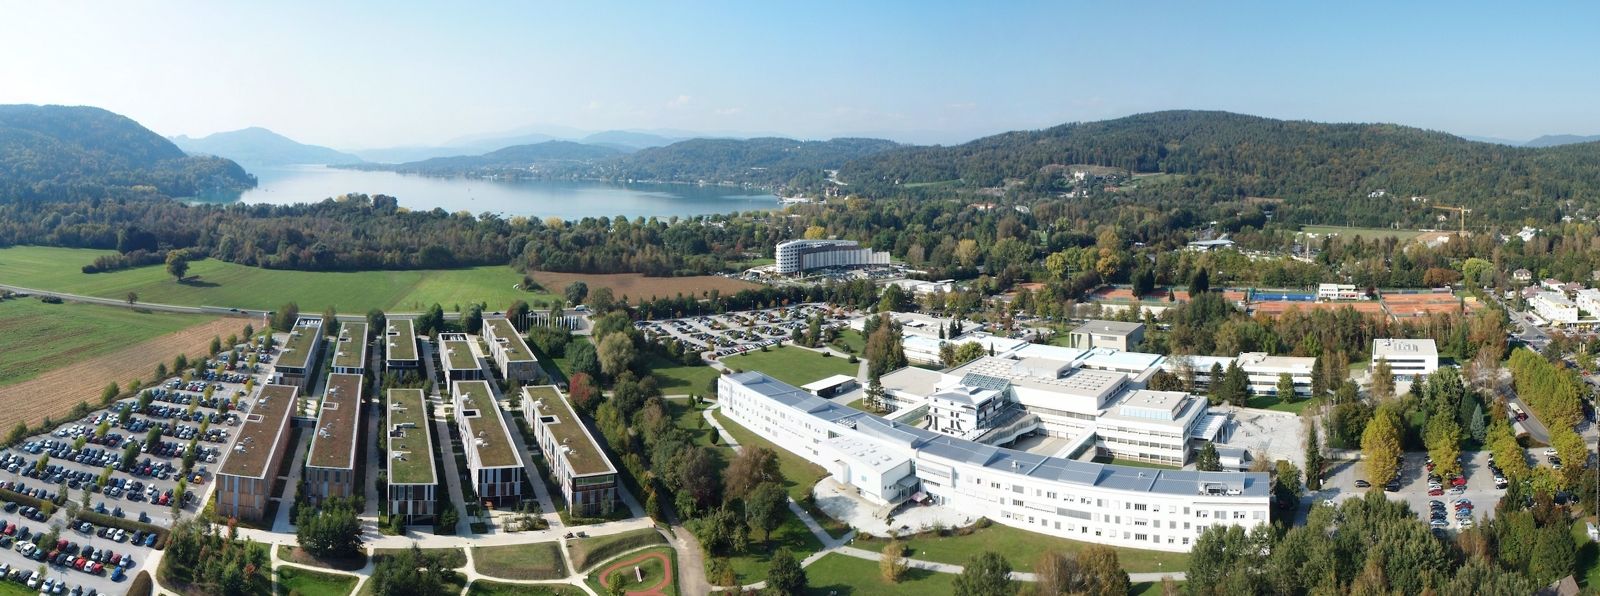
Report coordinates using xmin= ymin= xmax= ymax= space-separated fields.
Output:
xmin=881 ymin=539 xmax=910 ymax=583
xmin=724 ymin=446 xmax=782 ymax=501
xmin=1310 ymin=357 xmax=1327 ymax=400
xmin=1305 ymin=423 xmax=1325 ymax=491
xmin=565 ymin=281 xmax=589 ymax=306
xmin=369 ymin=544 xmax=454 ymax=596
xmin=273 ymin=302 xmax=300 ymax=332
xmin=125 ymin=292 xmax=137 ymax=304
xmin=1188 ymin=268 xmax=1210 ymax=296
xmin=1275 ymin=373 xmax=1296 ymax=401
xmin=100 ymin=382 xmax=120 ymax=405
xmin=295 ymin=499 xmax=364 ymax=559
xmin=1078 ymin=545 xmax=1129 ymax=596
xmin=1033 ymin=550 xmax=1080 ymax=596
xmin=1362 ymin=404 xmax=1402 ymax=487
xmin=597 ymin=333 xmax=637 ymax=379
xmin=165 ymin=250 xmax=189 ymax=282
xmin=321 ymin=305 xmax=339 ymax=334
xmin=590 ymin=287 xmax=617 ymax=313
xmin=1424 ymin=411 xmax=1463 ymax=479
xmin=567 ymin=372 xmax=601 ymax=413
xmin=464 ymin=303 xmax=484 ymax=334
xmin=366 ymin=308 xmax=386 ymax=332
xmin=744 ymin=482 xmax=787 ymax=542
xmin=568 ymin=339 xmax=600 ymax=378
xmin=765 ymin=548 xmax=807 ymax=596
xmin=954 ymin=551 xmax=1016 ymax=596
xmin=1370 ymin=358 xmax=1395 ymax=401
xmin=1196 ymin=443 xmax=1222 ymax=471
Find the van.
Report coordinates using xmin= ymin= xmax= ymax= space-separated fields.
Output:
xmin=1589 ymin=522 xmax=1599 ymax=542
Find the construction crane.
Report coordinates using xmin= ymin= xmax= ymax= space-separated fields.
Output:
xmin=1433 ymin=204 xmax=1471 ymax=235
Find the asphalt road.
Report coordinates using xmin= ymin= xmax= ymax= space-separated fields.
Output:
xmin=0 ymin=283 xmax=464 ymax=320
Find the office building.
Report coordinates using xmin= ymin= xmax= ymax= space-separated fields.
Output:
xmin=524 ymin=385 xmax=617 ymax=517
xmin=775 ymin=239 xmax=891 ymax=274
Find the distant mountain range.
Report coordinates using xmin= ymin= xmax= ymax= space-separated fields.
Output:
xmin=1523 ymin=134 xmax=1600 ymax=148
xmin=341 ymin=141 xmax=626 ymax=175
xmin=349 ymin=128 xmax=695 ymax=164
xmin=0 ymin=104 xmax=254 ymax=201
xmin=170 ymin=127 xmax=363 ymax=166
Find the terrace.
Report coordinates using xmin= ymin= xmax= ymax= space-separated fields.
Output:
xmin=455 ymin=380 xmax=520 ymax=469
xmin=331 ymin=322 xmax=368 ymax=370
xmin=525 ymin=385 xmax=613 ymax=476
xmin=307 ymin=373 xmax=363 ymax=470
xmin=219 ymin=384 xmax=299 ymax=479
xmin=386 ymin=388 xmax=436 ymax=485
xmin=386 ymin=318 xmax=417 ymax=362
xmin=276 ymin=317 xmax=323 ymax=370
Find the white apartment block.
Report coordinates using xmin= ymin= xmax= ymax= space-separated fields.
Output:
xmin=1372 ymin=339 xmax=1439 ymax=380
xmin=719 ymin=372 xmax=1271 ymax=553
xmin=1531 ymin=291 xmax=1579 ymax=325
xmin=1576 ymin=289 xmax=1600 ymax=319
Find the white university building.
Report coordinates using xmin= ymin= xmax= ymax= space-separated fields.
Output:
xmin=720 ymin=372 xmax=1272 ymax=553
xmin=774 ymin=239 xmax=891 ymax=274
xmin=1371 ymin=338 xmax=1439 ymax=380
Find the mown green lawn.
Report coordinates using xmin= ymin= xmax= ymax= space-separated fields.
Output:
xmin=1244 ymin=394 xmax=1318 ymax=414
xmin=712 ymin=409 xmax=826 ymax=500
xmin=854 ymin=523 xmax=1189 ymax=574
xmin=802 ymin=553 xmax=960 ymax=595
xmin=0 ymin=297 xmax=214 ymax=386
xmin=471 ymin=542 xmax=568 ymax=580
xmin=718 ymin=346 xmax=857 ymax=388
xmin=465 ymin=581 xmax=579 ymax=595
xmin=0 ymin=245 xmax=552 ymax=312
xmin=274 ymin=566 xmax=357 ymax=596
xmin=643 ymin=352 xmax=720 ymax=394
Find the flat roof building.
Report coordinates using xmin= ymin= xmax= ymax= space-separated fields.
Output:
xmin=524 ymin=385 xmax=617 ymax=517
xmin=775 ymin=239 xmax=891 ymax=275
xmin=483 ymin=317 xmax=542 ymax=384
xmin=386 ymin=388 xmax=436 ymax=523
xmin=216 ymin=384 xmax=299 ymax=522
xmin=304 ymin=373 xmax=363 ymax=504
xmin=1372 ymin=339 xmax=1439 ymax=380
xmin=274 ymin=317 xmax=324 ymax=391
xmin=453 ymin=380 xmax=522 ymax=507
xmin=1066 ymin=320 xmax=1146 ymax=352
xmin=802 ymin=374 xmax=860 ymax=398
xmin=439 ymin=333 xmax=485 ymax=381
xmin=330 ymin=322 xmax=368 ymax=375
xmin=720 ymin=372 xmax=1270 ymax=553
xmin=385 ymin=318 xmax=419 ymax=369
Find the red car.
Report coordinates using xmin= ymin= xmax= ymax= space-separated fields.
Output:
xmin=1450 ymin=476 xmax=1467 ymax=487
xmin=1428 ymin=488 xmax=1444 ymax=496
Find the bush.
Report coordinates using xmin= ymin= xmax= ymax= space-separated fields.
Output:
xmin=127 ymin=571 xmax=153 ymax=596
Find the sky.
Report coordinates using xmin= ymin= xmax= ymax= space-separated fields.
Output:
xmin=3 ymin=1 xmax=1599 ymax=148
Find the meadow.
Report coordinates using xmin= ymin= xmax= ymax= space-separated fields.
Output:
xmin=0 ymin=245 xmax=549 ymax=312
xmin=0 ymin=297 xmax=214 ymax=386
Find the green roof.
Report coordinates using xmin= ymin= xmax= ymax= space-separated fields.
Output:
xmin=331 ymin=322 xmax=368 ymax=369
xmin=219 ymin=384 xmax=298 ymax=479
xmin=525 ymin=385 xmax=614 ymax=477
xmin=440 ymin=336 xmax=478 ymax=371
xmin=387 ymin=388 xmax=436 ymax=485
xmin=486 ymin=318 xmax=535 ymax=362
xmin=455 ymin=380 xmax=520 ymax=469
xmin=386 ymin=318 xmax=417 ymax=362
xmin=277 ymin=317 xmax=323 ymax=370
xmin=307 ymin=373 xmax=362 ymax=470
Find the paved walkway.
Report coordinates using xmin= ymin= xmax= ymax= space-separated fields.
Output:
xmin=271 ymin=429 xmax=311 ymax=533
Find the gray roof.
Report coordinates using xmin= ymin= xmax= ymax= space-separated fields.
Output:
xmin=1070 ymin=320 xmax=1145 ymax=336
xmin=729 ymin=371 xmax=1269 ymax=498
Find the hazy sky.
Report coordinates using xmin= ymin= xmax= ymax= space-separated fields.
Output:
xmin=4 ymin=1 xmax=1598 ymax=148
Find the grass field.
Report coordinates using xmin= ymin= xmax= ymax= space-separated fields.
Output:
xmin=1298 ymin=225 xmax=1422 ymax=242
xmin=570 ymin=527 xmax=668 ymax=572
xmin=802 ymin=553 xmax=960 ymax=595
xmin=369 ymin=547 xmax=467 ymax=569
xmin=718 ymin=346 xmax=857 ymax=388
xmin=1244 ymin=394 xmax=1319 ymax=414
xmin=642 ymin=352 xmax=719 ymax=394
xmin=1132 ymin=579 xmax=1184 ymax=595
xmin=854 ymin=523 xmax=1189 ymax=574
xmin=0 ymin=245 xmax=550 ymax=312
xmin=585 ymin=546 xmax=678 ymax=596
xmin=466 ymin=581 xmax=581 ymax=596
xmin=472 ymin=542 xmax=569 ymax=580
xmin=274 ymin=565 xmax=357 ymax=596
xmin=0 ymin=297 xmax=212 ymax=386
xmin=712 ymin=409 xmax=826 ymax=501
xmin=830 ymin=329 xmax=867 ymax=354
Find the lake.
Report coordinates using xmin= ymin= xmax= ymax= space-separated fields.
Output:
xmin=196 ymin=165 xmax=779 ymax=219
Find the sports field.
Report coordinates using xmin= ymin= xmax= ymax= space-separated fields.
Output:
xmin=0 ymin=298 xmax=214 ymax=386
xmin=1298 ymin=225 xmax=1423 ymax=242
xmin=0 ymin=245 xmax=551 ymax=312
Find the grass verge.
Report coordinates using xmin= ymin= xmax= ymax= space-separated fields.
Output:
xmin=471 ymin=542 xmax=569 ymax=580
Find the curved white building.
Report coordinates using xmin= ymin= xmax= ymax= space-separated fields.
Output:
xmin=719 ymin=371 xmax=1271 ymax=553
xmin=775 ymin=239 xmax=890 ymax=274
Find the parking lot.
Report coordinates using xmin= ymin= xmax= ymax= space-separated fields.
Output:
xmin=0 ymin=339 xmax=270 ymax=595
xmin=1316 ymin=450 xmax=1506 ymax=532
xmin=637 ymin=303 xmax=851 ymax=357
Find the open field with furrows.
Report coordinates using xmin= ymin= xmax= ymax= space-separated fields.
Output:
xmin=0 ymin=245 xmax=552 ymax=312
xmin=0 ymin=298 xmax=214 ymax=386
xmin=0 ymin=314 xmax=247 ymax=432
xmin=528 ymin=270 xmax=759 ymax=302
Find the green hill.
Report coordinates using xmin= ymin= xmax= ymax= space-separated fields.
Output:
xmin=0 ymin=104 xmax=256 ymax=200
xmin=359 ymin=140 xmax=625 ymax=175
xmin=169 ymin=126 xmax=363 ymax=166
xmin=609 ymin=136 xmax=900 ymax=186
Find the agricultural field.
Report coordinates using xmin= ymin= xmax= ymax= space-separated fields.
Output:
xmin=0 ymin=304 xmax=246 ymax=432
xmin=0 ymin=245 xmax=550 ymax=312
xmin=529 ymin=270 xmax=758 ymax=302
xmin=0 ymin=297 xmax=214 ymax=386
xmin=718 ymin=346 xmax=857 ymax=388
xmin=1297 ymin=225 xmax=1423 ymax=242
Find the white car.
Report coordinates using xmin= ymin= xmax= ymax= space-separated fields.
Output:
xmin=1545 ymin=448 xmax=1559 ymax=457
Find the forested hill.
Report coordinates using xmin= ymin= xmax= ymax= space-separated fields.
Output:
xmin=345 ymin=140 xmax=625 ymax=175
xmin=837 ymin=110 xmax=1600 ymax=214
xmin=169 ymin=127 xmax=363 ymax=167
xmin=0 ymin=104 xmax=255 ymax=201
xmin=603 ymin=137 xmax=900 ymax=187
